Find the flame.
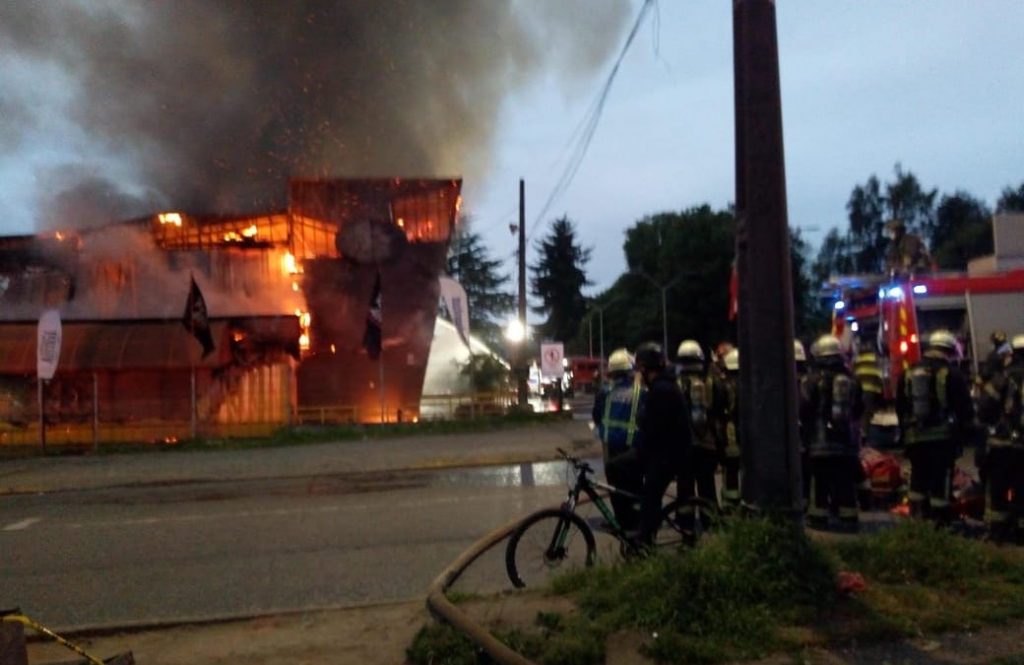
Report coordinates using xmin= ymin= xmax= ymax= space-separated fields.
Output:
xmin=242 ymin=224 xmax=258 ymax=238
xmin=223 ymin=231 xmax=243 ymax=242
xmin=330 ymin=343 xmax=336 ymax=354
xmin=54 ymin=231 xmax=66 ymax=241
xmin=158 ymin=212 xmax=183 ymax=226
xmin=292 ymin=281 xmax=300 ymax=292
xmin=396 ymin=217 xmax=405 ymax=228
xmin=296 ymin=309 xmax=311 ymax=352
xmin=282 ymin=252 xmax=299 ymax=274
xmin=455 ymin=195 xmax=463 ymax=213
xmin=299 ymin=333 xmax=310 ymax=351
xmin=233 ymin=332 xmax=245 ymax=342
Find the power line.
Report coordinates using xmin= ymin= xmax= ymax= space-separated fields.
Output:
xmin=526 ymin=0 xmax=657 ymax=244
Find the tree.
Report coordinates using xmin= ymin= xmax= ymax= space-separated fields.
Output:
xmin=586 ymin=205 xmax=735 ymax=356
xmin=885 ymin=163 xmax=937 ymax=239
xmin=846 ymin=175 xmax=887 ymax=273
xmin=811 ymin=227 xmax=855 ymax=285
xmin=931 ymin=192 xmax=992 ymax=270
xmin=997 ymin=183 xmax=1024 ymax=213
xmin=446 ymin=219 xmax=515 ymax=344
xmin=530 ymin=216 xmax=592 ymax=346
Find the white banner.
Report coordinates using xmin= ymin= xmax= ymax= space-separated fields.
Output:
xmin=540 ymin=342 xmax=564 ymax=379
xmin=439 ymin=276 xmax=471 ymax=347
xmin=37 ymin=309 xmax=62 ymax=380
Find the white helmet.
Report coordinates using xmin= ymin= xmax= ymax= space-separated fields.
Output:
xmin=1011 ymin=334 xmax=1024 ymax=351
xmin=812 ymin=334 xmax=842 ymax=359
xmin=607 ymin=348 xmax=634 ymax=374
xmin=794 ymin=340 xmax=807 ymax=363
xmin=676 ymin=339 xmax=704 ymax=363
xmin=926 ymin=329 xmax=957 ymax=353
xmin=724 ymin=348 xmax=739 ymax=371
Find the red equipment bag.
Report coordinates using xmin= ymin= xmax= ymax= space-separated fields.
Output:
xmin=860 ymin=447 xmax=903 ymax=494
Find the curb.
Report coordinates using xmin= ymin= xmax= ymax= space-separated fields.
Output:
xmin=0 ymin=450 xmax=584 ymax=497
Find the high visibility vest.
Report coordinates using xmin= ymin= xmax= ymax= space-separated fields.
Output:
xmin=853 ymin=352 xmax=884 ymax=395
xmin=601 ymin=376 xmax=644 ymax=456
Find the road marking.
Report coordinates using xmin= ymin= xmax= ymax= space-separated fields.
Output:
xmin=2 ymin=517 xmax=41 ymax=531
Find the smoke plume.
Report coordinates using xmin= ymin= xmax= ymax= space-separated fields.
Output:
xmin=0 ymin=0 xmax=631 ymax=230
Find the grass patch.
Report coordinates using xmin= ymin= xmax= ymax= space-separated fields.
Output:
xmin=406 ymin=623 xmax=479 ymax=665
xmin=410 ymin=519 xmax=1024 ymax=665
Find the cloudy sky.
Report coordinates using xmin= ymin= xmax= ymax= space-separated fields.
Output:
xmin=1 ymin=1 xmax=1022 ymax=297
xmin=464 ymin=1 xmax=1024 ymax=293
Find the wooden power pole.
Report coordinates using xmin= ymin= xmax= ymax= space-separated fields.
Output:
xmin=732 ymin=0 xmax=803 ymax=515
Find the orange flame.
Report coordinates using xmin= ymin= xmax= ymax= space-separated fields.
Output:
xmin=158 ymin=212 xmax=183 ymax=227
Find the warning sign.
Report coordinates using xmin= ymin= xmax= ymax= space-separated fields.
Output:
xmin=540 ymin=342 xmax=564 ymax=379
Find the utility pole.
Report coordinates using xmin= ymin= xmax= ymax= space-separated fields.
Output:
xmin=517 ymin=179 xmax=529 ymax=407
xmin=733 ymin=0 xmax=802 ymax=515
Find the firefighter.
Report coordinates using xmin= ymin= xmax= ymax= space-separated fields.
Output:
xmin=676 ymin=339 xmax=719 ymax=531
xmin=1000 ymin=335 xmax=1024 ymax=543
xmin=795 ymin=340 xmax=812 ymax=509
xmin=715 ymin=347 xmax=742 ymax=511
xmin=635 ymin=342 xmax=691 ymax=547
xmin=885 ymin=219 xmax=932 ymax=277
xmin=896 ymin=329 xmax=974 ymax=525
xmin=801 ymin=334 xmax=863 ymax=531
xmin=592 ymin=348 xmax=645 ymax=531
xmin=982 ymin=330 xmax=1011 ymax=381
xmin=977 ymin=338 xmax=1015 ymax=542
xmin=853 ymin=341 xmax=885 ymax=444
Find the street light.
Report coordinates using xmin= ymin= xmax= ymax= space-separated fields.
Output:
xmin=630 ymin=269 xmax=690 ymax=356
xmin=585 ymin=296 xmax=624 ymax=384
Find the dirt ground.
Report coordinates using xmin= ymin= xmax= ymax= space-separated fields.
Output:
xmin=22 ymin=594 xmax=1024 ymax=665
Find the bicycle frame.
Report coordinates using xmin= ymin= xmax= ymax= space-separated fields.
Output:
xmin=561 ymin=463 xmax=641 ymax=543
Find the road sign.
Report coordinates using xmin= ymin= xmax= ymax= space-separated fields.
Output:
xmin=540 ymin=342 xmax=564 ymax=379
xmin=37 ymin=309 xmax=62 ymax=380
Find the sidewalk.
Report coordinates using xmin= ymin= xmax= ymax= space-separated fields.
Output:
xmin=0 ymin=418 xmax=595 ymax=495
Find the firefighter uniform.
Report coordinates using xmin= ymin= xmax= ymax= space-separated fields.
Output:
xmin=896 ymin=330 xmax=974 ymax=525
xmin=714 ymin=348 xmax=742 ymax=510
xmin=795 ymin=340 xmax=812 ymax=508
xmin=592 ymin=348 xmax=645 ymax=531
xmin=676 ymin=340 xmax=720 ymax=531
xmin=977 ymin=348 xmax=1016 ymax=541
xmin=802 ymin=335 xmax=864 ymax=530
xmin=853 ymin=348 xmax=884 ymax=443
xmin=998 ymin=337 xmax=1024 ymax=541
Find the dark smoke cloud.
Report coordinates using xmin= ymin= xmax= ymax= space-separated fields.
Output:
xmin=0 ymin=0 xmax=631 ymax=230
xmin=35 ymin=165 xmax=163 ymax=232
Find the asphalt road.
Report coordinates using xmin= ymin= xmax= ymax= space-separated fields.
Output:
xmin=0 ymin=462 xmax=578 ymax=630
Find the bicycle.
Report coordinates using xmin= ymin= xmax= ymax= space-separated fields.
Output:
xmin=505 ymin=447 xmax=720 ymax=588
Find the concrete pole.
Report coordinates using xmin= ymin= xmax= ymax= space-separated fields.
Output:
xmin=732 ymin=0 xmax=802 ymax=514
xmin=660 ymin=286 xmax=668 ymax=357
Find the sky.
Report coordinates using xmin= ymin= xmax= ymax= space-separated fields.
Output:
xmin=462 ymin=1 xmax=1024 ymax=295
xmin=1 ymin=1 xmax=1022 ymax=302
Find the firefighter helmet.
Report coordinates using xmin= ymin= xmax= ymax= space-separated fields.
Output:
xmin=607 ymin=348 xmax=634 ymax=374
xmin=676 ymin=339 xmax=704 ymax=363
xmin=812 ymin=334 xmax=842 ymax=358
xmin=794 ymin=340 xmax=807 ymax=363
xmin=635 ymin=342 xmax=665 ymax=370
xmin=926 ymin=329 xmax=957 ymax=352
xmin=1012 ymin=334 xmax=1024 ymax=351
xmin=992 ymin=329 xmax=1008 ymax=346
xmin=723 ymin=348 xmax=739 ymax=371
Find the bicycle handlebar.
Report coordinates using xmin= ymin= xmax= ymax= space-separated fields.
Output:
xmin=555 ymin=447 xmax=594 ymax=474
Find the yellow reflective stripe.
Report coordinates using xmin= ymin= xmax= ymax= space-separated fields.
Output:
xmin=626 ymin=378 xmax=641 ymax=448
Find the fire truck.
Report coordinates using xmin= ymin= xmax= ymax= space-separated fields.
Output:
xmin=824 ymin=214 xmax=1024 ymax=399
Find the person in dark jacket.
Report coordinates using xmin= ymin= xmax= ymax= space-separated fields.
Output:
xmin=896 ymin=329 xmax=974 ymax=525
xmin=634 ymin=341 xmax=691 ymax=547
xmin=675 ymin=339 xmax=719 ymax=533
xmin=801 ymin=334 xmax=864 ymax=531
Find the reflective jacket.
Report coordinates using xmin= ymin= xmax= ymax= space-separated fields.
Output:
xmin=896 ymin=351 xmax=973 ymax=446
xmin=678 ymin=369 xmax=716 ymax=451
xmin=799 ymin=360 xmax=863 ymax=457
xmin=593 ymin=374 xmax=645 ymax=459
xmin=853 ymin=351 xmax=884 ymax=417
xmin=714 ymin=372 xmax=741 ymax=458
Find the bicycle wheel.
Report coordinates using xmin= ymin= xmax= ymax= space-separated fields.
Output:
xmin=660 ymin=496 xmax=722 ymax=544
xmin=506 ymin=508 xmax=597 ymax=588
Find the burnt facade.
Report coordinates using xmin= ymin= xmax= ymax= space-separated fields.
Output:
xmin=0 ymin=178 xmax=461 ymax=442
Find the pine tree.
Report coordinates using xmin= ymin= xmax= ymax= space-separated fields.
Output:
xmin=530 ymin=216 xmax=592 ymax=344
xmin=445 ymin=219 xmax=515 ymax=341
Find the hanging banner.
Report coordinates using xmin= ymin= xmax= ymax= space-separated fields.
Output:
xmin=439 ymin=276 xmax=471 ymax=347
xmin=37 ymin=309 xmax=62 ymax=380
xmin=540 ymin=342 xmax=564 ymax=379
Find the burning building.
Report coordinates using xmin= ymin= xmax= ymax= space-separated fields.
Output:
xmin=0 ymin=178 xmax=461 ymax=443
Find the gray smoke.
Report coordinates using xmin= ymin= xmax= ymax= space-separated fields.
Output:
xmin=0 ymin=0 xmax=631 ymax=230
